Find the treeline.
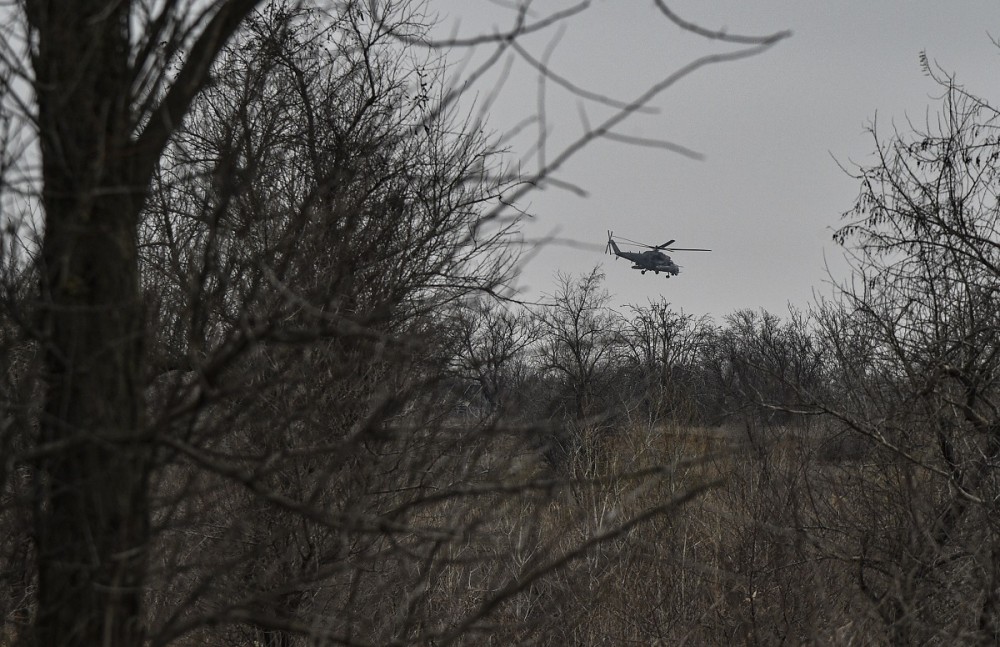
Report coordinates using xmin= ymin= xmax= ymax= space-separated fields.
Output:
xmin=2 ymin=0 xmax=999 ymax=644
xmin=444 ymin=270 xmax=822 ymax=439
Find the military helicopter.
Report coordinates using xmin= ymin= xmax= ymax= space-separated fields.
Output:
xmin=605 ymin=231 xmax=711 ymax=277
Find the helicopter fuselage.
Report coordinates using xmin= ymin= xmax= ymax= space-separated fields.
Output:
xmin=612 ymin=247 xmax=680 ymax=276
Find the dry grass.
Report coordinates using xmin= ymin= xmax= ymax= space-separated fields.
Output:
xmin=5 ymin=415 xmax=984 ymax=645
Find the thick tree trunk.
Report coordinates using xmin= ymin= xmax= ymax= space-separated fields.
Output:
xmin=29 ymin=2 xmax=151 ymax=644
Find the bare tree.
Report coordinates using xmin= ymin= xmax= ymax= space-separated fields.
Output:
xmin=138 ymin=5 xmax=524 ymax=643
xmin=812 ymin=72 xmax=1000 ymax=642
xmin=13 ymin=1 xmax=265 ymax=644
xmin=704 ymin=308 xmax=825 ymax=431
xmin=536 ymin=268 xmax=620 ymax=423
xmin=617 ymin=299 xmax=714 ymax=424
xmin=446 ymin=297 xmax=540 ymax=420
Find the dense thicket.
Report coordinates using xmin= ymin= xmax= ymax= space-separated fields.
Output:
xmin=30 ymin=1 xmax=1000 ymax=645
xmin=5 ymin=0 xmax=997 ymax=636
xmin=0 ymin=1 xmax=791 ymax=645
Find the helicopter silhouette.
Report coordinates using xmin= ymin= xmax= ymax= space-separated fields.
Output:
xmin=605 ymin=231 xmax=710 ymax=277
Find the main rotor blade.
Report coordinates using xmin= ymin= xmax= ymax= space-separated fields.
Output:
xmin=614 ymin=235 xmax=708 ymax=251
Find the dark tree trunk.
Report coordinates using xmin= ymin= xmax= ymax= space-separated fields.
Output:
xmin=29 ymin=2 xmax=150 ymax=644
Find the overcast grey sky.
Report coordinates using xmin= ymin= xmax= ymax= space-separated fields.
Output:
xmin=431 ymin=1 xmax=1000 ymax=319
